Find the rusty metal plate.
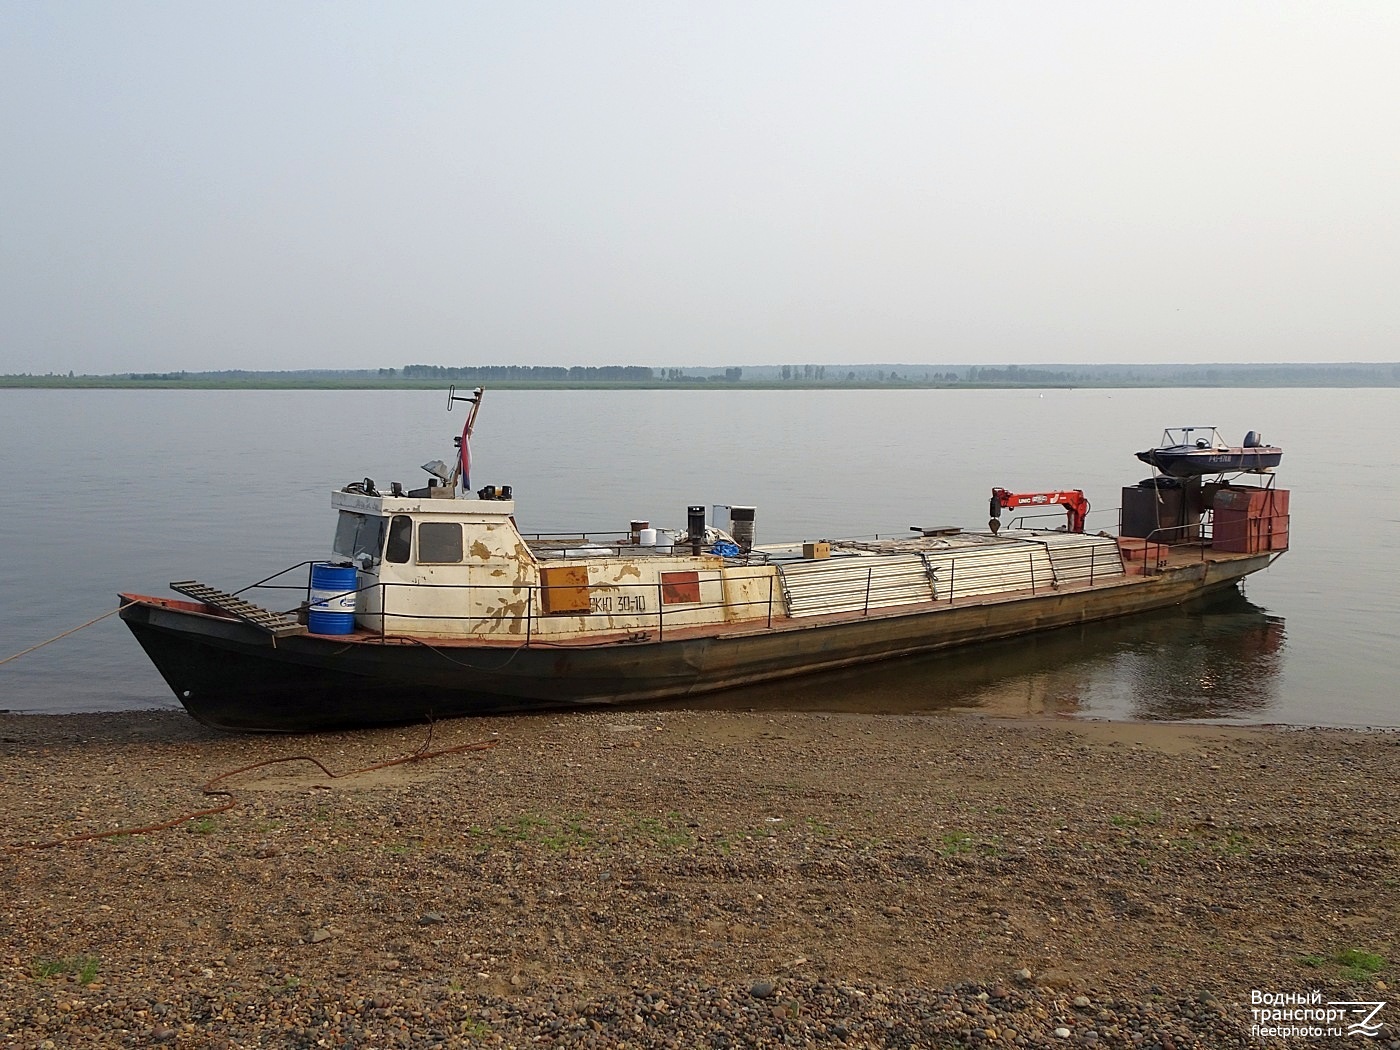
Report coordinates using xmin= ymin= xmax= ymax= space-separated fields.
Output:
xmin=540 ymin=565 xmax=590 ymax=614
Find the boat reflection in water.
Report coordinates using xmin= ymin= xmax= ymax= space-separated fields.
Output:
xmin=655 ymin=590 xmax=1286 ymax=724
xmin=1100 ymin=592 xmax=1285 ymax=722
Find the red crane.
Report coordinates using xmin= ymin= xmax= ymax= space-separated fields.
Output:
xmin=989 ymin=487 xmax=1090 ymax=534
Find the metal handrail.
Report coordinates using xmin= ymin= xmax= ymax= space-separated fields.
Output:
xmin=227 ymin=535 xmax=1144 ymax=644
xmin=231 ymin=560 xmax=320 ymax=597
xmin=1126 ymin=507 xmax=1291 ymax=566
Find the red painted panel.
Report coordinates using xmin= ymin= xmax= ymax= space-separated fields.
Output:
xmin=661 ymin=570 xmax=701 ymax=605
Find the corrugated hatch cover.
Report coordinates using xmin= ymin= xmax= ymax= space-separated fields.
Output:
xmin=779 ymin=554 xmax=932 ymax=616
xmin=1019 ymin=532 xmax=1127 ymax=585
xmin=920 ymin=543 xmax=1056 ymax=601
xmin=776 ymin=533 xmax=1125 ymax=618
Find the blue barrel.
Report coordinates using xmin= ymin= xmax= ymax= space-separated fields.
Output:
xmin=308 ymin=562 xmax=359 ymax=635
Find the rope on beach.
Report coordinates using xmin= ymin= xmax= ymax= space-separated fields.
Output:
xmin=0 ymin=601 xmax=138 ymax=668
xmin=12 ymin=730 xmax=500 ymax=851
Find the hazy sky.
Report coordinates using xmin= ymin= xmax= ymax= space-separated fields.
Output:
xmin=4 ymin=2 xmax=1398 ymax=374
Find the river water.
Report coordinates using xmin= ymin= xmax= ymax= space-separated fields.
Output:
xmin=1 ymin=386 xmax=1394 ymax=728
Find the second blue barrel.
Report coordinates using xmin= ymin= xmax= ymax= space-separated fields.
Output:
xmin=308 ymin=562 xmax=359 ymax=635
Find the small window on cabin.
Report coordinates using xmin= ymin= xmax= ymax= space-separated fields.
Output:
xmin=385 ymin=515 xmax=412 ymax=564
xmin=332 ymin=512 xmax=387 ymax=566
xmin=417 ymin=521 xmax=463 ymax=564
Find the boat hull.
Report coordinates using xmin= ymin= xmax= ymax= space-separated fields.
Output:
xmin=119 ymin=552 xmax=1273 ymax=732
xmin=1135 ymin=447 xmax=1283 ymax=478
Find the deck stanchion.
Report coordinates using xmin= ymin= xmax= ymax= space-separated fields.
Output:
xmin=863 ymin=567 xmax=873 ymax=616
xmin=1029 ymin=551 xmax=1036 ymax=594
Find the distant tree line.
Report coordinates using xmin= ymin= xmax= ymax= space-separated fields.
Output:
xmin=966 ymin=365 xmax=1076 ymax=384
xmin=659 ymin=367 xmax=743 ymax=381
xmin=401 ymin=364 xmax=654 ymax=381
xmin=8 ymin=360 xmax=1399 ymax=389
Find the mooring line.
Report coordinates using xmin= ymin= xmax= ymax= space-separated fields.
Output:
xmin=13 ymin=733 xmax=500 ymax=851
xmin=0 ymin=601 xmax=137 ymax=668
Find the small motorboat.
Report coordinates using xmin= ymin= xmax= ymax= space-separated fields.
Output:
xmin=1135 ymin=427 xmax=1283 ymax=478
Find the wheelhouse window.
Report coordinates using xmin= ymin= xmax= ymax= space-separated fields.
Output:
xmin=417 ymin=521 xmax=463 ymax=564
xmin=332 ymin=512 xmax=387 ymax=566
xmin=385 ymin=515 xmax=413 ymax=564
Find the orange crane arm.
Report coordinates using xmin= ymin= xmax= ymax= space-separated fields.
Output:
xmin=989 ymin=487 xmax=1090 ymax=533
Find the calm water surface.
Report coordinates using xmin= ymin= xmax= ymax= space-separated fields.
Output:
xmin=1 ymin=387 xmax=1394 ymax=728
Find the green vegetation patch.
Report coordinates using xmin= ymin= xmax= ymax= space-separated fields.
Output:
xmin=468 ymin=810 xmax=702 ymax=852
xmin=31 ymin=955 xmax=100 ymax=985
xmin=938 ymin=830 xmax=976 ymax=857
xmin=633 ymin=812 xmax=694 ymax=850
xmin=1299 ymin=948 xmax=1386 ymax=981
xmin=482 ymin=811 xmax=598 ymax=850
xmin=1335 ymin=948 xmax=1386 ymax=980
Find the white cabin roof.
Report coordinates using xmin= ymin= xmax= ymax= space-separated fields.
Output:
xmin=331 ymin=490 xmax=516 ymax=518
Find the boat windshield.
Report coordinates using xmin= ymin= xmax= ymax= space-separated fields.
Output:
xmin=1159 ymin=426 xmax=1224 ymax=449
xmin=333 ymin=511 xmax=387 ymax=567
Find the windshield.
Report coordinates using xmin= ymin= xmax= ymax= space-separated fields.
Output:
xmin=332 ymin=511 xmax=387 ymax=566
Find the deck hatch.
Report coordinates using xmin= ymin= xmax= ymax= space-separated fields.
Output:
xmin=920 ymin=542 xmax=1057 ymax=601
xmin=1020 ymin=533 xmax=1127 ymax=585
xmin=778 ymin=554 xmax=934 ymax=617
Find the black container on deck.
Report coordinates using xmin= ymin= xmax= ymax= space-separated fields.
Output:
xmin=1121 ymin=479 xmax=1201 ymax=542
xmin=729 ymin=506 xmax=756 ymax=550
xmin=687 ymin=506 xmax=706 ymax=554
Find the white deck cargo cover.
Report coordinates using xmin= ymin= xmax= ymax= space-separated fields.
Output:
xmin=779 ymin=553 xmax=933 ymax=617
xmin=920 ymin=539 xmax=1057 ymax=601
xmin=1005 ymin=531 xmax=1127 ymax=586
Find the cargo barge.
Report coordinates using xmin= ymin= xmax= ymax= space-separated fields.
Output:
xmin=119 ymin=392 xmax=1289 ymax=732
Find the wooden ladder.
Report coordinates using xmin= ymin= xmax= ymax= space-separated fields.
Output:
xmin=169 ymin=580 xmax=307 ymax=638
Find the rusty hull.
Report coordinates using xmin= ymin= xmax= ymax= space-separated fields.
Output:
xmin=118 ymin=549 xmax=1273 ymax=732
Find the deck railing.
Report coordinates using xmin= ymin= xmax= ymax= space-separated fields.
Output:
xmin=1125 ymin=507 xmax=1290 ymax=566
xmin=228 ymin=539 xmax=1126 ymax=644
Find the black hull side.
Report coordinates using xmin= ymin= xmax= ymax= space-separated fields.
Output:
xmin=120 ymin=555 xmax=1271 ymax=732
xmin=120 ymin=609 xmax=660 ymax=731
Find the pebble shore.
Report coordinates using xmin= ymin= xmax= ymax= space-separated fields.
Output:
xmin=2 ymin=708 xmax=1396 ymax=1048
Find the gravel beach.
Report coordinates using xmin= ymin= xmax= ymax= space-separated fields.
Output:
xmin=2 ymin=707 xmax=1396 ymax=1048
